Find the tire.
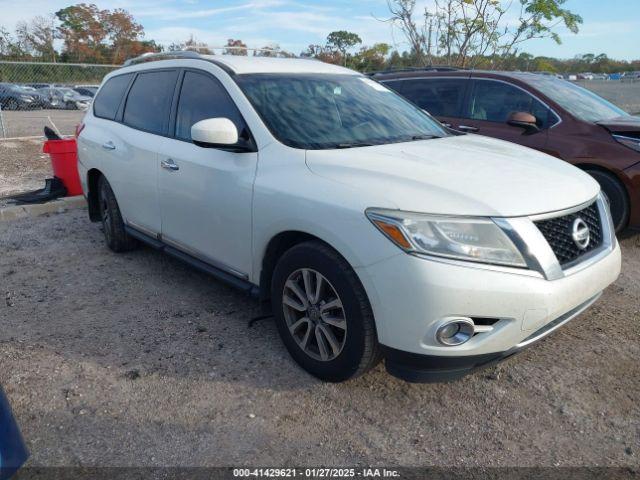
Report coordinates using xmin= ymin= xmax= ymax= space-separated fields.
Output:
xmin=98 ymin=176 xmax=139 ymax=253
xmin=271 ymin=241 xmax=381 ymax=382
xmin=585 ymin=169 xmax=629 ymax=233
xmin=6 ymin=99 xmax=18 ymax=111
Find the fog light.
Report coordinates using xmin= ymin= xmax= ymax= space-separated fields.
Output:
xmin=436 ymin=318 xmax=475 ymax=346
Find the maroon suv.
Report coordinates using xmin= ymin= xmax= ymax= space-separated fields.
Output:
xmin=374 ymin=69 xmax=640 ymax=232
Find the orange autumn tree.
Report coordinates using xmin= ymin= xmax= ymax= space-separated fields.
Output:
xmin=55 ymin=3 xmax=160 ymax=64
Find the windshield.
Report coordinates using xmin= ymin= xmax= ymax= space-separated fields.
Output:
xmin=236 ymin=73 xmax=448 ymax=149
xmin=529 ymin=77 xmax=628 ymax=122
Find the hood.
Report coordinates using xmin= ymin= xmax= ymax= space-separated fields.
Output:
xmin=306 ymin=134 xmax=599 ymax=218
xmin=597 ymin=115 xmax=640 ymax=135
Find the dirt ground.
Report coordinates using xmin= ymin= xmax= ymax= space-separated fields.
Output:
xmin=0 ymin=209 xmax=638 ymax=468
xmin=0 ymin=139 xmax=52 ymax=199
xmin=0 ymin=109 xmax=84 ymax=139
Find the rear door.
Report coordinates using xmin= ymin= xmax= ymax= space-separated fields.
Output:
xmin=458 ymin=78 xmax=554 ymax=150
xmin=155 ymin=69 xmax=258 ymax=278
xmin=99 ymin=69 xmax=178 ymax=236
xmin=383 ymin=77 xmax=469 ymax=129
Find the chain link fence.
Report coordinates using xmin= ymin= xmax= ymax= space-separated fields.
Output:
xmin=0 ymin=60 xmax=119 ymax=139
xmin=0 ymin=58 xmax=638 ymax=139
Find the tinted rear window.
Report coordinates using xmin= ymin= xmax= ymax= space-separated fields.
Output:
xmin=123 ymin=70 xmax=178 ymax=135
xmin=387 ymin=78 xmax=468 ymax=118
xmin=93 ymin=74 xmax=132 ymax=120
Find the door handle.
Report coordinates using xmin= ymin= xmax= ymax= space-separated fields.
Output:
xmin=102 ymin=141 xmax=116 ymax=150
xmin=161 ymin=158 xmax=179 ymax=171
xmin=458 ymin=125 xmax=479 ymax=133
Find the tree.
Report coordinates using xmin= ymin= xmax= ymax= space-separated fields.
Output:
xmin=55 ymin=3 xmax=157 ymax=63
xmin=105 ymin=8 xmax=148 ymax=64
xmin=224 ymin=39 xmax=248 ymax=56
xmin=383 ymin=0 xmax=582 ymax=68
xmin=326 ymin=30 xmax=362 ymax=66
xmin=55 ymin=3 xmax=109 ymax=62
xmin=0 ymin=27 xmax=25 ymax=59
xmin=352 ymin=43 xmax=392 ymax=72
xmin=15 ymin=15 xmax=58 ymax=62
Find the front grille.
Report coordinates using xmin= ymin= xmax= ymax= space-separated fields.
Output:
xmin=534 ymin=202 xmax=603 ymax=267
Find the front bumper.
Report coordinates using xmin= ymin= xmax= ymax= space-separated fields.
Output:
xmin=355 ymin=236 xmax=621 ymax=381
xmin=382 ymin=292 xmax=601 ymax=382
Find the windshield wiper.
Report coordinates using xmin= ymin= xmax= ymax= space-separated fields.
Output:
xmin=334 ymin=142 xmax=376 ymax=149
xmin=410 ymin=134 xmax=442 ymax=141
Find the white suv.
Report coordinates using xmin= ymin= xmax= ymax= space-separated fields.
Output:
xmin=77 ymin=52 xmax=621 ymax=383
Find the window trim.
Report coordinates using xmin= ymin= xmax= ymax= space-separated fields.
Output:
xmin=170 ymin=67 xmax=256 ymax=151
xmin=382 ymin=76 xmax=562 ymax=129
xmin=121 ymin=68 xmax=179 ymax=137
xmin=92 ymin=72 xmax=134 ymax=121
xmin=93 ymin=66 xmax=257 ymax=151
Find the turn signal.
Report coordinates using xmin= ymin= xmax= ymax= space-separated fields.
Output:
xmin=372 ymin=219 xmax=412 ymax=249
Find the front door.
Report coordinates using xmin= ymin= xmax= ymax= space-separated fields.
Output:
xmin=157 ymin=70 xmax=258 ymax=278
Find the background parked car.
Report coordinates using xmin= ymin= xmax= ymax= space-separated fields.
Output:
xmin=374 ymin=69 xmax=640 ymax=232
xmin=18 ymin=85 xmax=54 ymax=108
xmin=73 ymin=85 xmax=99 ymax=97
xmin=0 ymin=83 xmax=39 ymax=110
xmin=38 ymin=86 xmax=91 ymax=110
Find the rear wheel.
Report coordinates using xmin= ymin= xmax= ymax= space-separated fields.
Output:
xmin=98 ymin=176 xmax=138 ymax=252
xmin=585 ymin=169 xmax=629 ymax=233
xmin=6 ymin=99 xmax=18 ymax=110
xmin=271 ymin=241 xmax=381 ymax=382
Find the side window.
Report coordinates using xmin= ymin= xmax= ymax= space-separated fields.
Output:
xmin=469 ymin=80 xmax=550 ymax=127
xmin=93 ymin=74 xmax=132 ymax=120
xmin=175 ymin=71 xmax=247 ymax=142
xmin=123 ymin=70 xmax=178 ymax=135
xmin=388 ymin=79 xmax=468 ymax=118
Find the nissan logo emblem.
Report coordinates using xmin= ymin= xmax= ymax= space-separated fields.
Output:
xmin=571 ymin=218 xmax=590 ymax=250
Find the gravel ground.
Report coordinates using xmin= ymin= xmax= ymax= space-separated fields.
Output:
xmin=0 ymin=109 xmax=84 ymax=139
xmin=0 ymin=139 xmax=52 ymax=199
xmin=0 ymin=209 xmax=638 ymax=468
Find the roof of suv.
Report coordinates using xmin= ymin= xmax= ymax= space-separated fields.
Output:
xmin=125 ymin=53 xmax=359 ymax=76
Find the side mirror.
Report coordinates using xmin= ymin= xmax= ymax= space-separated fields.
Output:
xmin=507 ymin=111 xmax=540 ymax=133
xmin=191 ymin=118 xmax=239 ymax=148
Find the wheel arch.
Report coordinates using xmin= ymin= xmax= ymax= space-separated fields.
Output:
xmin=259 ymin=230 xmax=324 ymax=303
xmin=86 ymin=168 xmax=103 ymax=222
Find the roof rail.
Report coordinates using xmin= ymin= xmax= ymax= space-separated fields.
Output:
xmin=123 ymin=47 xmax=299 ymax=67
xmin=368 ymin=66 xmax=463 ymax=76
xmin=123 ymin=51 xmax=203 ymax=67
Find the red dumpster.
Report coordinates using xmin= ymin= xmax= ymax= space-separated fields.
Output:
xmin=43 ymin=138 xmax=82 ymax=196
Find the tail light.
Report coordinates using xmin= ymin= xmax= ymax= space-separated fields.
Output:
xmin=75 ymin=122 xmax=85 ymax=138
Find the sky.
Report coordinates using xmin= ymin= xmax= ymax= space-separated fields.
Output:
xmin=0 ymin=0 xmax=638 ymax=60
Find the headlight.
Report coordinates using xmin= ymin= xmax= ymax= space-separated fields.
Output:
xmin=613 ymin=134 xmax=640 ymax=153
xmin=366 ymin=209 xmax=527 ymax=268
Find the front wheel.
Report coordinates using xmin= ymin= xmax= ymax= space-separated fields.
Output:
xmin=271 ymin=241 xmax=381 ymax=382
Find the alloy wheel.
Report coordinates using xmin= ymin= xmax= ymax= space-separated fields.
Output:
xmin=282 ymin=268 xmax=347 ymax=362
